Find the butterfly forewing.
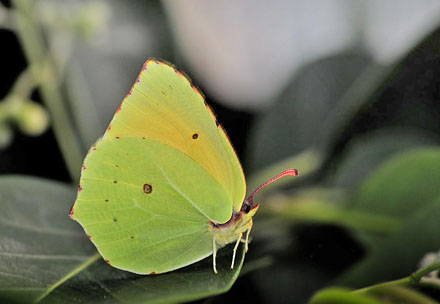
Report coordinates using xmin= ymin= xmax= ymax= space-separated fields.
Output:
xmin=104 ymin=59 xmax=246 ymax=211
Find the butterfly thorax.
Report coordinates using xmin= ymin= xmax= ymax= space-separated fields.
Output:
xmin=210 ymin=204 xmax=259 ymax=248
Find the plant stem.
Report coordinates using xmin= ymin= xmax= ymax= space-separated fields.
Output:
xmin=12 ymin=0 xmax=84 ymax=182
xmin=11 ymin=67 xmax=35 ymax=97
xmin=411 ymin=261 xmax=440 ymax=283
xmin=354 ymin=261 xmax=440 ymax=295
xmin=264 ymin=192 xmax=402 ymax=235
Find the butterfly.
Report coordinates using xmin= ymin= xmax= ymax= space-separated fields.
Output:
xmin=70 ymin=58 xmax=298 ymax=274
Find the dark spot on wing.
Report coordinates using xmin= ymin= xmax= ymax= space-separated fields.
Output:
xmin=113 ymin=218 xmax=117 ymax=222
xmin=192 ymin=133 xmax=199 ymax=139
xmin=114 ymin=180 xmax=117 ymax=184
xmin=143 ymin=183 xmax=153 ymax=194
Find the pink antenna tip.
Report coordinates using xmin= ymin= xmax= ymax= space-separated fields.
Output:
xmin=246 ymin=169 xmax=299 ymax=205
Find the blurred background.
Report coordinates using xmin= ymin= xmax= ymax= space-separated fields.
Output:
xmin=1 ymin=0 xmax=440 ymax=303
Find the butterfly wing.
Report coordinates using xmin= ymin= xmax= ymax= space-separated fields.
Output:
xmin=72 ymin=138 xmax=232 ymax=274
xmin=104 ymin=59 xmax=246 ymax=212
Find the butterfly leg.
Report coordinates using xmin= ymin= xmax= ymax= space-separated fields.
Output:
xmin=212 ymin=237 xmax=218 ymax=274
xmin=231 ymin=232 xmax=243 ymax=269
xmin=244 ymin=220 xmax=253 ymax=252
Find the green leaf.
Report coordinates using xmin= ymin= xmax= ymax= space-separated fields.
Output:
xmin=42 ymin=246 xmax=245 ymax=304
xmin=336 ymin=198 xmax=440 ymax=288
xmin=329 ymin=128 xmax=439 ymax=188
xmin=309 ymin=287 xmax=387 ymax=304
xmin=310 ymin=285 xmax=438 ymax=304
xmin=247 ymin=53 xmax=373 ymax=171
xmin=0 ymin=176 xmax=92 ymax=304
xmin=341 ymin=148 xmax=440 ymax=264
xmin=358 ymin=285 xmax=439 ymax=304
xmin=262 ymin=189 xmax=401 ymax=235
xmin=0 ymin=176 xmax=246 ymax=304
xmin=351 ymin=148 xmax=440 ymax=220
xmin=247 ymin=148 xmax=323 ymax=197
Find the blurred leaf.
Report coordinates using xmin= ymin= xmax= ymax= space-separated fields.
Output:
xmin=248 ymin=53 xmax=373 ymax=171
xmin=0 ymin=176 xmax=92 ymax=304
xmin=68 ymin=0 xmax=172 ymax=132
xmin=351 ymin=148 xmax=440 ymax=220
xmin=335 ymin=198 xmax=440 ymax=288
xmin=249 ymin=261 xmax=333 ymax=304
xmin=367 ymin=285 xmax=438 ymax=304
xmin=347 ymin=148 xmax=440 ymax=248
xmin=262 ymin=189 xmax=401 ymax=235
xmin=309 ymin=287 xmax=386 ymax=304
xmin=310 ymin=285 xmax=438 ymax=304
xmin=0 ymin=176 xmax=246 ymax=304
xmin=327 ymin=27 xmax=440 ymax=168
xmin=329 ymin=128 xmax=439 ymax=188
xmin=247 ymin=148 xmax=323 ymax=197
xmin=65 ymin=64 xmax=104 ymax=148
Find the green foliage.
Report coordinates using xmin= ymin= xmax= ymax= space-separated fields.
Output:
xmin=248 ymin=54 xmax=373 ymax=171
xmin=2 ymin=1 xmax=440 ymax=303
xmin=0 ymin=176 xmax=245 ymax=304
xmin=309 ymin=288 xmax=387 ymax=304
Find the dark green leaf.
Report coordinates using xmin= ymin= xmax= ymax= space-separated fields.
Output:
xmin=262 ymin=189 xmax=401 ymax=235
xmin=0 ymin=176 xmax=246 ymax=304
xmin=329 ymin=129 xmax=439 ymax=188
xmin=248 ymin=53 xmax=372 ymax=171
xmin=336 ymin=198 xmax=440 ymax=288
xmin=309 ymin=287 xmax=386 ymax=304
xmin=351 ymin=148 xmax=440 ymax=220
xmin=0 ymin=176 xmax=92 ymax=304
xmin=361 ymin=285 xmax=438 ymax=304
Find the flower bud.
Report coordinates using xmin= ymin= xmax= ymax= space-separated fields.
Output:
xmin=14 ymin=101 xmax=50 ymax=136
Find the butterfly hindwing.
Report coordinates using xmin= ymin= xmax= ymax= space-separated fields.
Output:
xmin=72 ymin=138 xmax=232 ymax=273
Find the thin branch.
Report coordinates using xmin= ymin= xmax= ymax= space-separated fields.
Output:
xmin=354 ymin=261 xmax=440 ymax=295
xmin=12 ymin=0 xmax=84 ymax=182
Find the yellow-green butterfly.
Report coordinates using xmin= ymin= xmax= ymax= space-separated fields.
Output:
xmin=69 ymin=58 xmax=298 ymax=274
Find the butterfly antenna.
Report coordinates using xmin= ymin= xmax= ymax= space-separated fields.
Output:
xmin=246 ymin=169 xmax=299 ymax=205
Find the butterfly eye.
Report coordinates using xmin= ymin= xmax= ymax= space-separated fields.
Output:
xmin=241 ymin=200 xmax=251 ymax=213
